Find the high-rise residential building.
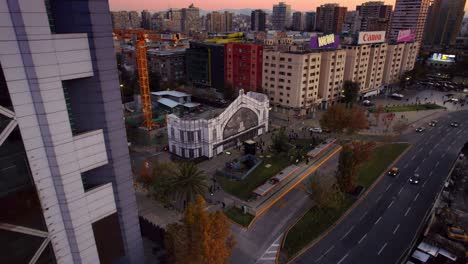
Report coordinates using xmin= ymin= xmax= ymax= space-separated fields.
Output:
xmin=316 ymin=4 xmax=347 ymax=34
xmin=225 ymin=43 xmax=263 ymax=92
xmin=343 ymin=11 xmax=362 ymax=34
xmin=128 ymin=11 xmax=141 ymax=29
xmin=424 ymin=0 xmax=466 ymax=47
xmin=251 ymin=9 xmax=267 ymax=31
xmin=147 ymin=49 xmax=186 ymax=85
xmin=272 ymin=2 xmax=292 ymax=30
xmin=1 ymin=0 xmax=144 ymax=263
xmin=318 ymin=50 xmax=346 ymax=108
xmin=250 ymin=9 xmax=266 ymax=31
xmin=111 ymin=11 xmax=129 ymax=29
xmin=389 ymin=0 xmax=431 ymax=43
xmin=166 ymin=8 xmax=183 ymax=32
xmin=292 ymin=12 xmax=305 ymax=31
xmin=357 ymin=1 xmax=393 ymax=32
xmin=141 ymin=10 xmax=152 ymax=30
xmin=182 ymin=4 xmax=201 ymax=35
xmin=262 ymin=51 xmax=322 ymax=114
xmin=206 ymin=11 xmax=233 ymax=33
xmin=305 ymin=12 xmax=316 ymax=32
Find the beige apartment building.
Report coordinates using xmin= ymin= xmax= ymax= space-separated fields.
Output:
xmin=318 ymin=50 xmax=346 ymax=108
xmin=262 ymin=51 xmax=322 ymax=114
xmin=400 ymin=42 xmax=420 ymax=75
xmin=383 ymin=43 xmax=405 ymax=85
xmin=365 ymin=43 xmax=388 ymax=96
xmin=383 ymin=42 xmax=420 ymax=85
xmin=343 ymin=45 xmax=370 ymax=91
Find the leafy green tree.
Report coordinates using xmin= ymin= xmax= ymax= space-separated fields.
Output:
xmin=336 ymin=141 xmax=375 ymax=193
xmin=343 ymin=81 xmax=360 ymax=106
xmin=171 ymin=163 xmax=209 ymax=205
xmin=150 ymin=162 xmax=178 ymax=205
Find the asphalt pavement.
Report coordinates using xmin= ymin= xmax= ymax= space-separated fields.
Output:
xmin=293 ymin=110 xmax=468 ymax=264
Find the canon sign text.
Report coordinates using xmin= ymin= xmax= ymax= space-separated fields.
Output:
xmin=357 ymin=31 xmax=386 ymax=45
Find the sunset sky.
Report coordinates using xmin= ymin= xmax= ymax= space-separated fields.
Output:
xmin=109 ymin=0 xmax=468 ymax=12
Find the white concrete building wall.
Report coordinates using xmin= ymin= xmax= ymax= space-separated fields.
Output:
xmin=400 ymin=42 xmax=420 ymax=75
xmin=383 ymin=43 xmax=405 ymax=85
xmin=168 ymin=90 xmax=269 ymax=159
xmin=0 ymin=1 xmax=121 ymax=263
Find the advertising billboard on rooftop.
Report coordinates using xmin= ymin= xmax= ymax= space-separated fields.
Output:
xmin=397 ymin=30 xmax=414 ymax=43
xmin=357 ymin=31 xmax=386 ymax=45
xmin=310 ymin=34 xmax=340 ymax=49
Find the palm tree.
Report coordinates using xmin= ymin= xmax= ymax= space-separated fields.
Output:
xmin=171 ymin=163 xmax=208 ymax=208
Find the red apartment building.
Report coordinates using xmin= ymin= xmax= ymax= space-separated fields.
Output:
xmin=225 ymin=43 xmax=263 ymax=93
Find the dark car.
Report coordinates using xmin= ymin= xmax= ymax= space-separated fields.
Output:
xmin=416 ymin=127 xmax=426 ymax=133
xmin=451 ymin=122 xmax=460 ymax=127
xmin=429 ymin=120 xmax=438 ymax=127
xmin=409 ymin=174 xmax=421 ymax=184
xmin=388 ymin=167 xmax=400 ymax=177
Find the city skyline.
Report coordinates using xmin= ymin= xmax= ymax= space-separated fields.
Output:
xmin=109 ymin=0 xmax=468 ymax=13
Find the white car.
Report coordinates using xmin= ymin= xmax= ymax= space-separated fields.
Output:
xmin=409 ymin=174 xmax=420 ymax=184
xmin=309 ymin=127 xmax=323 ymax=133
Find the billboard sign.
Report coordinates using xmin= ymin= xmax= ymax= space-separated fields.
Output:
xmin=310 ymin=34 xmax=340 ymax=49
xmin=397 ymin=30 xmax=414 ymax=43
xmin=357 ymin=31 xmax=386 ymax=44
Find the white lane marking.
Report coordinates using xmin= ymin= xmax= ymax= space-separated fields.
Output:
xmin=376 ymin=194 xmax=383 ymax=202
xmin=404 ymin=163 xmax=409 ymax=169
xmin=411 ymin=155 xmax=416 ymax=160
xmin=435 ymin=143 xmax=440 ymax=148
xmin=359 ymin=211 xmax=368 ymax=221
xmin=422 ymin=181 xmax=427 ymax=188
xmin=429 ymin=171 xmax=433 ymax=177
xmin=436 ymin=161 xmax=440 ymax=167
xmin=377 ymin=243 xmax=388 ymax=255
xmin=257 ymin=236 xmax=282 ymax=263
xmin=442 ymin=153 xmax=446 ymax=158
xmin=374 ymin=216 xmax=382 ymax=225
xmin=414 ymin=193 xmax=420 ymax=201
xmin=386 ymin=184 xmax=392 ymax=191
xmin=387 ymin=201 xmax=394 ymax=209
xmin=393 ymin=224 xmax=400 ymax=234
xmin=323 ymin=245 xmax=335 ymax=255
xmin=341 ymin=226 xmax=355 ymax=240
xmin=405 ymin=207 xmax=412 ymax=216
xmin=337 ymin=253 xmax=349 ymax=264
xmin=429 ymin=149 xmax=433 ymax=155
xmin=259 ymin=257 xmax=276 ymax=260
xmin=418 ymin=147 xmax=422 ymax=152
xmin=266 ymin=251 xmax=276 ymax=254
xmin=358 ymin=233 xmax=367 ymax=244
xmin=415 ymin=165 xmax=420 ymax=172
xmin=398 ymin=186 xmax=404 ymax=195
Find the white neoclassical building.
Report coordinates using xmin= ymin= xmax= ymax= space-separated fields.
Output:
xmin=167 ymin=90 xmax=269 ymax=159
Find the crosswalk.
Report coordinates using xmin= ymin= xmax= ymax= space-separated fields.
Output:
xmin=256 ymin=235 xmax=282 ymax=263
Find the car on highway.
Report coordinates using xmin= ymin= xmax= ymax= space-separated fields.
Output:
xmin=362 ymin=100 xmax=374 ymax=107
xmin=309 ymin=127 xmax=323 ymax=133
xmin=415 ymin=127 xmax=426 ymax=133
xmin=409 ymin=174 xmax=421 ymax=184
xmin=428 ymin=120 xmax=438 ymax=127
xmin=388 ymin=167 xmax=400 ymax=177
xmin=450 ymin=122 xmax=460 ymax=127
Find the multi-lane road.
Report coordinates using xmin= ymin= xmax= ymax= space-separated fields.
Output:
xmin=293 ymin=110 xmax=468 ymax=264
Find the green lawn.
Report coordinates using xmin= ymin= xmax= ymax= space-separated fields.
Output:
xmin=225 ymin=207 xmax=255 ymax=227
xmin=218 ymin=152 xmax=291 ymax=200
xmin=218 ymin=138 xmax=322 ymax=201
xmin=369 ymin=103 xmax=444 ymax=113
xmin=282 ymin=143 xmax=409 ymax=259
xmin=357 ymin=143 xmax=410 ymax=187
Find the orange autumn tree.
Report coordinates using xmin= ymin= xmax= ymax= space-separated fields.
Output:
xmin=165 ymin=195 xmax=236 ymax=264
xmin=320 ymin=104 xmax=368 ymax=134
